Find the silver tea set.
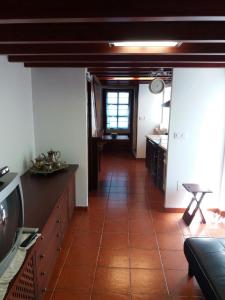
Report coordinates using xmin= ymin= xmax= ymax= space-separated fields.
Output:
xmin=31 ymin=149 xmax=64 ymax=172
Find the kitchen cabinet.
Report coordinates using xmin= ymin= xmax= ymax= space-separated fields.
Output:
xmin=146 ymin=137 xmax=167 ymax=191
xmin=146 ymin=138 xmax=158 ymax=183
xmin=156 ymin=147 xmax=165 ymax=191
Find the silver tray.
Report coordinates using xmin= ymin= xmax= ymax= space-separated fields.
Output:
xmin=29 ymin=164 xmax=68 ymax=175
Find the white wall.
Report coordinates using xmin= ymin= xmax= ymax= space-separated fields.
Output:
xmin=136 ymin=84 xmax=162 ymax=158
xmin=166 ymin=68 xmax=225 ymax=209
xmin=31 ymin=68 xmax=88 ymax=207
xmin=0 ymin=56 xmax=34 ymax=174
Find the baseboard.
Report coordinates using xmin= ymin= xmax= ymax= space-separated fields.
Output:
xmin=164 ymin=207 xmax=222 ymax=214
xmin=219 ymin=211 xmax=225 ymax=217
xmin=207 ymin=207 xmax=221 ymax=213
xmin=164 ymin=208 xmax=186 ymax=213
xmin=209 ymin=208 xmax=225 ymax=217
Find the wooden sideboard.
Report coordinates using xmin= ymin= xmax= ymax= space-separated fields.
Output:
xmin=5 ymin=164 xmax=78 ymax=300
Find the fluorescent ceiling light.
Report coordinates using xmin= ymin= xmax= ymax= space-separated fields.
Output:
xmin=112 ymin=41 xmax=179 ymax=47
xmin=111 ymin=77 xmax=155 ymax=80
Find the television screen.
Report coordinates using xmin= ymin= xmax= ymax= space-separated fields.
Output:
xmin=0 ymin=186 xmax=22 ymax=264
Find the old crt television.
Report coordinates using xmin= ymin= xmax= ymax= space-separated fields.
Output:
xmin=0 ymin=173 xmax=24 ymax=277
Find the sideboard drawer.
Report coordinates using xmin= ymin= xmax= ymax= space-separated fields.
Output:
xmin=59 ymin=192 xmax=69 ymax=239
xmin=36 ymin=227 xmax=60 ymax=269
xmin=36 ymin=233 xmax=60 ymax=297
xmin=39 ymin=204 xmax=61 ymax=245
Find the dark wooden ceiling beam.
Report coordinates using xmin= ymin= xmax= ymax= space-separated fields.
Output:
xmin=24 ymin=62 xmax=225 ymax=68
xmin=1 ymin=22 xmax=225 ymax=43
xmin=8 ymin=54 xmax=225 ymax=63
xmin=88 ymin=69 xmax=173 ymax=76
xmin=100 ymin=80 xmax=150 ymax=86
xmin=89 ymin=73 xmax=160 ymax=77
xmin=3 ymin=43 xmax=225 ymax=55
xmin=0 ymin=1 xmax=225 ymax=21
xmin=88 ymin=67 xmax=172 ymax=72
xmin=100 ymin=77 xmax=172 ymax=81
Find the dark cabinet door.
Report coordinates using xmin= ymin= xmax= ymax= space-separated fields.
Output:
xmin=145 ymin=138 xmax=151 ymax=169
xmin=156 ymin=147 xmax=165 ymax=191
xmin=149 ymin=140 xmax=158 ymax=181
xmin=146 ymin=138 xmax=166 ymax=192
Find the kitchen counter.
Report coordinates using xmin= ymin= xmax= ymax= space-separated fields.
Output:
xmin=145 ymin=135 xmax=167 ymax=192
xmin=146 ymin=134 xmax=168 ymax=151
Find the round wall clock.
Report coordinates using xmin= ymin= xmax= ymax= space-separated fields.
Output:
xmin=149 ymin=78 xmax=165 ymax=94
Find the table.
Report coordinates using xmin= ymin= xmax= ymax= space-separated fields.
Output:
xmin=102 ymin=134 xmax=129 ymax=141
xmin=101 ymin=134 xmax=130 ymax=152
xmin=182 ymin=183 xmax=212 ymax=226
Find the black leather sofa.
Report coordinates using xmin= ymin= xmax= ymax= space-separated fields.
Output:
xmin=184 ymin=237 xmax=225 ymax=300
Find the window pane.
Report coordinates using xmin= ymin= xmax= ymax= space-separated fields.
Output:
xmin=107 ymin=92 xmax=117 ymax=98
xmin=107 ymin=117 xmax=117 ymax=129
xmin=107 ymin=122 xmax=117 ymax=129
xmin=107 ymin=92 xmax=118 ymax=104
xmin=107 ymin=104 xmax=117 ymax=116
xmin=118 ymin=105 xmax=129 ymax=116
xmin=118 ymin=122 xmax=129 ymax=129
xmin=118 ymin=117 xmax=129 ymax=129
xmin=119 ymin=92 xmax=129 ymax=104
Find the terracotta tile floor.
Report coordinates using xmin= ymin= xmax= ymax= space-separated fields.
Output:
xmin=45 ymin=152 xmax=225 ymax=300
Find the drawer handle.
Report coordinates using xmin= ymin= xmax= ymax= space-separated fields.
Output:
xmin=40 ymin=254 xmax=45 ymax=259
xmin=41 ymin=272 xmax=46 ymax=276
xmin=42 ymin=288 xmax=47 ymax=293
xmin=57 ymin=247 xmax=62 ymax=252
xmin=56 ymin=233 xmax=60 ymax=238
xmin=56 ymin=219 xmax=61 ymax=224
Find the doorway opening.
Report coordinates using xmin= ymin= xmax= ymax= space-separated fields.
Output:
xmin=87 ymin=70 xmax=172 ymax=195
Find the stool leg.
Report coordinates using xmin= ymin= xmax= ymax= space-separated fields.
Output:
xmin=182 ymin=197 xmax=197 ymax=226
xmin=196 ymin=192 xmax=207 ymax=224
xmin=199 ymin=208 xmax=206 ymax=224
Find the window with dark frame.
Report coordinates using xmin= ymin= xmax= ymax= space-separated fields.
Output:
xmin=105 ymin=91 xmax=130 ymax=131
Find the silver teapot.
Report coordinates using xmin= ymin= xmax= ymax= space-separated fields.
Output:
xmin=46 ymin=149 xmax=61 ymax=163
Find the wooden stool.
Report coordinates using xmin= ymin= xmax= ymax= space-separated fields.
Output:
xmin=182 ymin=183 xmax=212 ymax=226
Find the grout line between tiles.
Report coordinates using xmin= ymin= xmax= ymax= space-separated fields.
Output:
xmin=147 ymin=188 xmax=170 ymax=297
xmin=48 ymin=218 xmax=78 ymax=299
xmin=128 ymin=206 xmax=132 ymax=297
xmin=89 ymin=172 xmax=111 ymax=300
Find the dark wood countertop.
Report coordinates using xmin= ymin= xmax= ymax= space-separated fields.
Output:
xmin=21 ymin=164 xmax=78 ymax=231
